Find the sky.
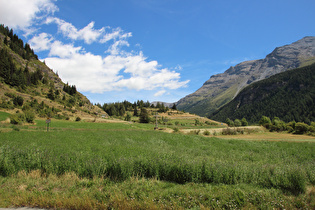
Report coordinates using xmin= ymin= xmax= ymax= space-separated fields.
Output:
xmin=0 ymin=0 xmax=315 ymax=104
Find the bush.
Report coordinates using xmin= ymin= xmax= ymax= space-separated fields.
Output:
xmin=10 ymin=113 xmax=25 ymax=125
xmin=241 ymin=118 xmax=248 ymax=126
xmin=139 ymin=108 xmax=150 ymax=123
xmin=75 ymin=117 xmax=81 ymax=122
xmin=259 ymin=116 xmax=271 ymax=127
xmin=203 ymin=130 xmax=210 ymax=135
xmin=173 ymin=127 xmax=179 ymax=133
xmin=222 ymin=127 xmax=237 ymax=135
xmin=294 ymin=122 xmax=309 ymax=134
xmin=13 ymin=96 xmax=24 ymax=106
xmin=24 ymin=111 xmax=35 ymax=123
xmin=234 ymin=119 xmax=242 ymax=127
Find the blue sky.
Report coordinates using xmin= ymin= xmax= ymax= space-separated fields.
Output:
xmin=1 ymin=0 xmax=315 ymax=104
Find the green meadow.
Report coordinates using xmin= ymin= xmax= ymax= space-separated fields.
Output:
xmin=0 ymin=113 xmax=314 ymax=209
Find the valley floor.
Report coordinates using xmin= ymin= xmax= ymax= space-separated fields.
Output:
xmin=0 ymin=114 xmax=314 ymax=209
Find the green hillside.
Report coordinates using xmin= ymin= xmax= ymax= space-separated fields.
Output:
xmin=210 ymin=63 xmax=315 ymax=124
xmin=0 ymin=25 xmax=104 ymax=120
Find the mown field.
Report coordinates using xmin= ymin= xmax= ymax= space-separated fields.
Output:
xmin=0 ymin=112 xmax=315 ymax=209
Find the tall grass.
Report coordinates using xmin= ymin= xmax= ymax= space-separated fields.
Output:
xmin=0 ymin=128 xmax=314 ymax=195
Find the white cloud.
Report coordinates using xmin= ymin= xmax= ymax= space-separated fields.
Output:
xmin=154 ymin=90 xmax=166 ymax=97
xmin=49 ymin=41 xmax=82 ymax=58
xmin=0 ymin=0 xmax=57 ymax=30
xmin=46 ymin=17 xmax=105 ymax=44
xmin=29 ymin=33 xmax=53 ymax=51
xmin=100 ymin=27 xmax=132 ymax=43
xmin=44 ymin=40 xmax=189 ymax=93
xmin=106 ymin=40 xmax=130 ymax=55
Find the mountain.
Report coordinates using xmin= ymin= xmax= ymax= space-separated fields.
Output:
xmin=176 ymin=36 xmax=315 ymax=117
xmin=0 ymin=25 xmax=105 ymax=120
xmin=209 ymin=63 xmax=315 ymax=124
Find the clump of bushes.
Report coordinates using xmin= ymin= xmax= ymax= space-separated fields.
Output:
xmin=10 ymin=111 xmax=35 ymax=124
xmin=226 ymin=118 xmax=249 ymax=127
xmin=259 ymin=116 xmax=315 ymax=135
xmin=203 ymin=130 xmax=210 ymax=135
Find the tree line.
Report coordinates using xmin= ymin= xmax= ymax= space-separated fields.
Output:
xmin=97 ymin=100 xmax=176 ymax=118
xmin=0 ymin=48 xmax=44 ymax=87
xmin=0 ymin=24 xmax=38 ymax=60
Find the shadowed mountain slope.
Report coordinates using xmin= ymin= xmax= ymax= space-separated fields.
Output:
xmin=177 ymin=36 xmax=315 ymax=116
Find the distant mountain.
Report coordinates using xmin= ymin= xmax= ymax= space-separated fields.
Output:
xmin=176 ymin=36 xmax=315 ymax=116
xmin=209 ymin=63 xmax=315 ymax=124
xmin=0 ymin=25 xmax=105 ymax=119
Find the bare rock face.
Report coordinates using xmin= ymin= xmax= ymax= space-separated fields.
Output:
xmin=176 ymin=36 xmax=315 ymax=117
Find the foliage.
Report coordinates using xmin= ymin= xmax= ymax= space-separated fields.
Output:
xmin=63 ymin=83 xmax=77 ymax=96
xmin=0 ymin=24 xmax=38 ymax=60
xmin=225 ymin=118 xmax=234 ymax=127
xmin=171 ymin=103 xmax=177 ymax=110
xmin=13 ymin=95 xmax=24 ymax=106
xmin=259 ymin=116 xmax=272 ymax=127
xmin=9 ymin=112 xmax=25 ymax=124
xmin=210 ymin=63 xmax=315 ymax=124
xmin=234 ymin=119 xmax=242 ymax=127
xmin=24 ymin=111 xmax=35 ymax=123
xmin=294 ymin=122 xmax=309 ymax=134
xmin=139 ymin=108 xmax=150 ymax=123
xmin=259 ymin=116 xmax=315 ymax=135
xmin=124 ymin=112 xmax=132 ymax=121
xmin=241 ymin=118 xmax=248 ymax=126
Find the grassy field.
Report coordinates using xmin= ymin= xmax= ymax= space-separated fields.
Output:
xmin=0 ymin=111 xmax=315 ymax=209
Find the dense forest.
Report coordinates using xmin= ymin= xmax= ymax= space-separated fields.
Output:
xmin=210 ymin=63 xmax=315 ymax=124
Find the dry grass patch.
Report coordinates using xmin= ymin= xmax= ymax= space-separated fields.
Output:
xmin=217 ymin=132 xmax=315 ymax=142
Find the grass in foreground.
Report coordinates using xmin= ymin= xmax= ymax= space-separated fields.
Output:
xmin=0 ymin=170 xmax=314 ymax=209
xmin=0 ymin=118 xmax=315 ymax=209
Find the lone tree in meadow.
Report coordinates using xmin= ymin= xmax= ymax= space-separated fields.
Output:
xmin=139 ymin=108 xmax=150 ymax=123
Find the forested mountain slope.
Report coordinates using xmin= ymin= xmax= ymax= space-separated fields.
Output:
xmin=176 ymin=36 xmax=315 ymax=117
xmin=209 ymin=63 xmax=315 ymax=124
xmin=0 ymin=25 xmax=104 ymax=119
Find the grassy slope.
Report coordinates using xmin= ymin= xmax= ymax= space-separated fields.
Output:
xmin=0 ymin=117 xmax=315 ymax=209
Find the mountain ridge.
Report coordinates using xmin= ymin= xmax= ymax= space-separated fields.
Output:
xmin=176 ymin=36 xmax=315 ymax=116
xmin=209 ymin=62 xmax=315 ymax=124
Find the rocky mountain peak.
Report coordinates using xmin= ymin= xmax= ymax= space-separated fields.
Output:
xmin=177 ymin=36 xmax=315 ymax=117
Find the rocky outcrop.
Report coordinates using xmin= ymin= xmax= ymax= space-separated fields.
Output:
xmin=176 ymin=36 xmax=315 ymax=117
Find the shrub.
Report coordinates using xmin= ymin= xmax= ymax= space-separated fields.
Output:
xmin=75 ymin=116 xmax=81 ymax=122
xmin=294 ymin=122 xmax=309 ymax=134
xmin=234 ymin=119 xmax=242 ymax=127
xmin=203 ymin=130 xmax=210 ymax=135
xmin=222 ymin=127 xmax=237 ymax=135
xmin=241 ymin=118 xmax=248 ymax=126
xmin=124 ymin=112 xmax=131 ymax=121
xmin=5 ymin=92 xmax=16 ymax=98
xmin=24 ymin=111 xmax=35 ymax=123
xmin=259 ymin=116 xmax=271 ymax=127
xmin=189 ymin=130 xmax=200 ymax=135
xmin=173 ymin=127 xmax=179 ymax=133
xmin=13 ymin=96 xmax=24 ymax=106
xmin=10 ymin=113 xmax=25 ymax=124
